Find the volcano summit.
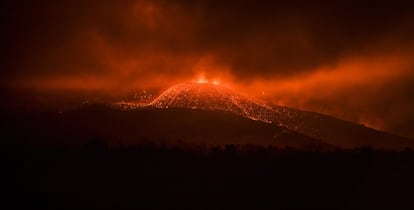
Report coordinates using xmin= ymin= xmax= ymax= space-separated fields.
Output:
xmin=137 ymin=82 xmax=413 ymax=149
xmin=150 ymin=82 xmax=273 ymax=122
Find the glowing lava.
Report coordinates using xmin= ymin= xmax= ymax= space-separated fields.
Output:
xmin=150 ymin=82 xmax=272 ymax=122
xmin=116 ymin=82 xmax=319 ymax=139
xmin=194 ymin=75 xmax=221 ymax=86
xmin=196 ymin=77 xmax=209 ymax=84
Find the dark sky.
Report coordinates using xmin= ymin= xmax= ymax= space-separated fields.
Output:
xmin=2 ymin=0 xmax=414 ymax=138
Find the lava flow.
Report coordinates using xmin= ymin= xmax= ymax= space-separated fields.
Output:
xmin=149 ymin=82 xmax=273 ymax=122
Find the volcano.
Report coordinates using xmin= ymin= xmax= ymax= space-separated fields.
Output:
xmin=142 ymin=82 xmax=413 ymax=149
xmin=150 ymin=82 xmax=273 ymax=122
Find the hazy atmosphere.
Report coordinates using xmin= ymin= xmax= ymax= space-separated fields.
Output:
xmin=2 ymin=0 xmax=414 ymax=137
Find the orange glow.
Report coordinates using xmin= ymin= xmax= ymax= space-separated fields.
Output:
xmin=211 ymin=80 xmax=220 ymax=85
xmin=192 ymin=73 xmax=226 ymax=86
xmin=3 ymin=0 xmax=414 ymax=138
xmin=5 ymin=50 xmax=414 ymax=138
xmin=196 ymin=76 xmax=208 ymax=84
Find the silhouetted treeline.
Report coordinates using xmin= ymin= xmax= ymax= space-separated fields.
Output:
xmin=3 ymin=140 xmax=414 ymax=210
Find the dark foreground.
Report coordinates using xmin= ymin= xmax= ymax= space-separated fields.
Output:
xmin=3 ymin=142 xmax=414 ymax=210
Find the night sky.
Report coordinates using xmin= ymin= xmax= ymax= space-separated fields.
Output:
xmin=2 ymin=0 xmax=414 ymax=138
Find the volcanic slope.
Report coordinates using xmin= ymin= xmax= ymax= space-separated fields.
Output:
xmin=3 ymin=105 xmax=327 ymax=149
xmin=147 ymin=82 xmax=413 ymax=149
xmin=150 ymin=83 xmax=273 ymax=122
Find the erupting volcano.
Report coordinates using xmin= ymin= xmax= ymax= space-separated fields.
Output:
xmin=112 ymin=81 xmax=414 ymax=149
xmin=150 ymin=82 xmax=273 ymax=122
